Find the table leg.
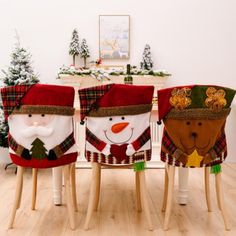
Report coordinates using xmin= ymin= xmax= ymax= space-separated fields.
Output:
xmin=178 ymin=167 xmax=189 ymax=205
xmin=52 ymin=167 xmax=63 ymax=205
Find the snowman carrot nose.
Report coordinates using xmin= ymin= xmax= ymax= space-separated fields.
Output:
xmin=111 ymin=122 xmax=129 ymax=133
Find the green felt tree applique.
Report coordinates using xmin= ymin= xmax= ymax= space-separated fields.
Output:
xmin=30 ymin=138 xmax=47 ymax=160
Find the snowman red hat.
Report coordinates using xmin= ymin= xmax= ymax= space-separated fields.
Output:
xmin=1 ymin=84 xmax=75 ymax=120
xmin=79 ymin=84 xmax=154 ymax=121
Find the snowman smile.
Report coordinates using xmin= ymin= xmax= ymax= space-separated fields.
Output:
xmin=104 ymin=128 xmax=134 ymax=144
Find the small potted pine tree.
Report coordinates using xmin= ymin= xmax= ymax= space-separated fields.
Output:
xmin=140 ymin=44 xmax=153 ymax=70
xmin=80 ymin=39 xmax=90 ymax=69
xmin=69 ymin=29 xmax=80 ymax=66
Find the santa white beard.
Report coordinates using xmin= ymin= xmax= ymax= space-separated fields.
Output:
xmin=8 ymin=114 xmax=77 ymax=154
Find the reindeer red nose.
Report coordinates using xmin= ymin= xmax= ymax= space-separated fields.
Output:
xmin=111 ymin=122 xmax=129 ymax=133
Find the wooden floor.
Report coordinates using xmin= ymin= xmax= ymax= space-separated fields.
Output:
xmin=0 ymin=164 xmax=236 ymax=236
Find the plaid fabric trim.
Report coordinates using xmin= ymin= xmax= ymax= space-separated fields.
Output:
xmin=1 ymin=85 xmax=33 ymax=120
xmin=86 ymin=149 xmax=151 ymax=164
xmin=57 ymin=132 xmax=75 ymax=155
xmin=8 ymin=133 xmax=19 ymax=152
xmin=161 ymin=129 xmax=177 ymax=154
xmin=79 ymin=84 xmax=113 ymax=121
xmin=132 ymin=127 xmax=151 ymax=151
xmin=213 ymin=132 xmax=226 ymax=156
xmin=161 ymin=131 xmax=227 ymax=167
xmin=86 ymin=128 xmax=106 ymax=152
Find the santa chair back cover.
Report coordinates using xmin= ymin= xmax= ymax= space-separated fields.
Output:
xmin=79 ymin=84 xmax=154 ymax=168
xmin=158 ymin=85 xmax=235 ymax=170
xmin=1 ymin=84 xmax=78 ymax=168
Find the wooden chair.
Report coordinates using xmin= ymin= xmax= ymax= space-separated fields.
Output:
xmin=78 ymin=84 xmax=155 ymax=230
xmin=157 ymin=85 xmax=236 ymax=231
xmin=1 ymin=84 xmax=78 ymax=230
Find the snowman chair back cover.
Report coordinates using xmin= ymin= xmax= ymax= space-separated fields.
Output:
xmin=79 ymin=84 xmax=154 ymax=170
xmin=157 ymin=85 xmax=235 ymax=172
xmin=1 ymin=84 xmax=78 ymax=168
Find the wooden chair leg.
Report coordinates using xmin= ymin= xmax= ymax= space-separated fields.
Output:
xmin=135 ymin=171 xmax=142 ymax=212
xmin=31 ymin=168 xmax=38 ymax=210
xmin=8 ymin=166 xmax=24 ymax=229
xmin=71 ymin=163 xmax=78 ymax=212
xmin=162 ymin=166 xmax=169 ymax=212
xmin=204 ymin=167 xmax=212 ymax=212
xmin=63 ymin=164 xmax=75 ymax=230
xmin=164 ymin=165 xmax=175 ymax=231
xmin=94 ymin=163 xmax=101 ymax=211
xmin=16 ymin=168 xmax=24 ymax=210
xmin=139 ymin=170 xmax=153 ymax=231
xmin=215 ymin=172 xmax=230 ymax=230
xmin=84 ymin=162 xmax=100 ymax=230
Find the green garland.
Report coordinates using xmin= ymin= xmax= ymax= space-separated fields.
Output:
xmin=57 ymin=66 xmax=171 ymax=78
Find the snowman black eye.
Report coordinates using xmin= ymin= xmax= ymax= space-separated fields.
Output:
xmin=121 ymin=117 xmax=125 ymax=120
xmin=41 ymin=114 xmax=45 ymax=117
xmin=28 ymin=114 xmax=32 ymax=117
xmin=109 ymin=117 xmax=113 ymax=121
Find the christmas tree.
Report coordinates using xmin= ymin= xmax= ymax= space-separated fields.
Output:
xmin=69 ymin=29 xmax=80 ymax=66
xmin=30 ymin=138 xmax=47 ymax=160
xmin=140 ymin=44 xmax=153 ymax=70
xmin=2 ymin=43 xmax=39 ymax=86
xmin=0 ymin=39 xmax=39 ymax=148
xmin=80 ymin=39 xmax=90 ymax=68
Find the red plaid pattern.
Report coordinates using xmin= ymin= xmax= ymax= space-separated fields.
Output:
xmin=161 ymin=129 xmax=177 ymax=154
xmin=1 ymin=85 xmax=33 ymax=120
xmin=86 ymin=128 xmax=106 ymax=151
xmin=79 ymin=84 xmax=113 ymax=121
xmin=86 ymin=149 xmax=151 ymax=164
xmin=161 ymin=129 xmax=227 ymax=167
xmin=132 ymin=127 xmax=151 ymax=151
xmin=8 ymin=133 xmax=19 ymax=152
xmin=58 ymin=132 xmax=76 ymax=154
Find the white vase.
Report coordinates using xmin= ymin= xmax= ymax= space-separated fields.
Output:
xmin=0 ymin=147 xmax=10 ymax=163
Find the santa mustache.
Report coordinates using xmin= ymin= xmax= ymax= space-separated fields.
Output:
xmin=21 ymin=126 xmax=54 ymax=138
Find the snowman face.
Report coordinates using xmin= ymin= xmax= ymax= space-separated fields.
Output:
xmin=86 ymin=112 xmax=150 ymax=145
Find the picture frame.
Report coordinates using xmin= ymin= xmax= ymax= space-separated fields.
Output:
xmin=99 ymin=15 xmax=130 ymax=60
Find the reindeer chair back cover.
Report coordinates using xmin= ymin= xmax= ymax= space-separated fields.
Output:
xmin=1 ymin=84 xmax=78 ymax=168
xmin=158 ymin=85 xmax=235 ymax=169
xmin=79 ymin=84 xmax=154 ymax=169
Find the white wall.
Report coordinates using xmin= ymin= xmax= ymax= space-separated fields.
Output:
xmin=0 ymin=0 xmax=236 ymax=161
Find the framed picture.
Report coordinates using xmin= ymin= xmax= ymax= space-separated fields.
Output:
xmin=99 ymin=15 xmax=130 ymax=59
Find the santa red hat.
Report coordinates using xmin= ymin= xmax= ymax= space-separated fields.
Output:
xmin=1 ymin=84 xmax=75 ymax=120
xmin=79 ymin=84 xmax=154 ymax=121
xmin=157 ymin=85 xmax=236 ymax=122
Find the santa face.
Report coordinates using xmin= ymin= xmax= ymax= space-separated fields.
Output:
xmin=8 ymin=113 xmax=74 ymax=152
xmin=86 ymin=112 xmax=151 ymax=150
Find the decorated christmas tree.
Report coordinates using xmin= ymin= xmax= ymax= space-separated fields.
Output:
xmin=2 ymin=43 xmax=39 ymax=86
xmin=69 ymin=29 xmax=80 ymax=66
xmin=30 ymin=138 xmax=47 ymax=160
xmin=80 ymin=39 xmax=90 ymax=68
xmin=140 ymin=44 xmax=153 ymax=70
xmin=0 ymin=39 xmax=39 ymax=149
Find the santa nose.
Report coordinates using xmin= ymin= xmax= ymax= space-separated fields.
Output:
xmin=111 ymin=122 xmax=129 ymax=133
xmin=33 ymin=121 xmax=39 ymax=126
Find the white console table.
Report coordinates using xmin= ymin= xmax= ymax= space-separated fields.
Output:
xmin=51 ymin=75 xmax=189 ymax=205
